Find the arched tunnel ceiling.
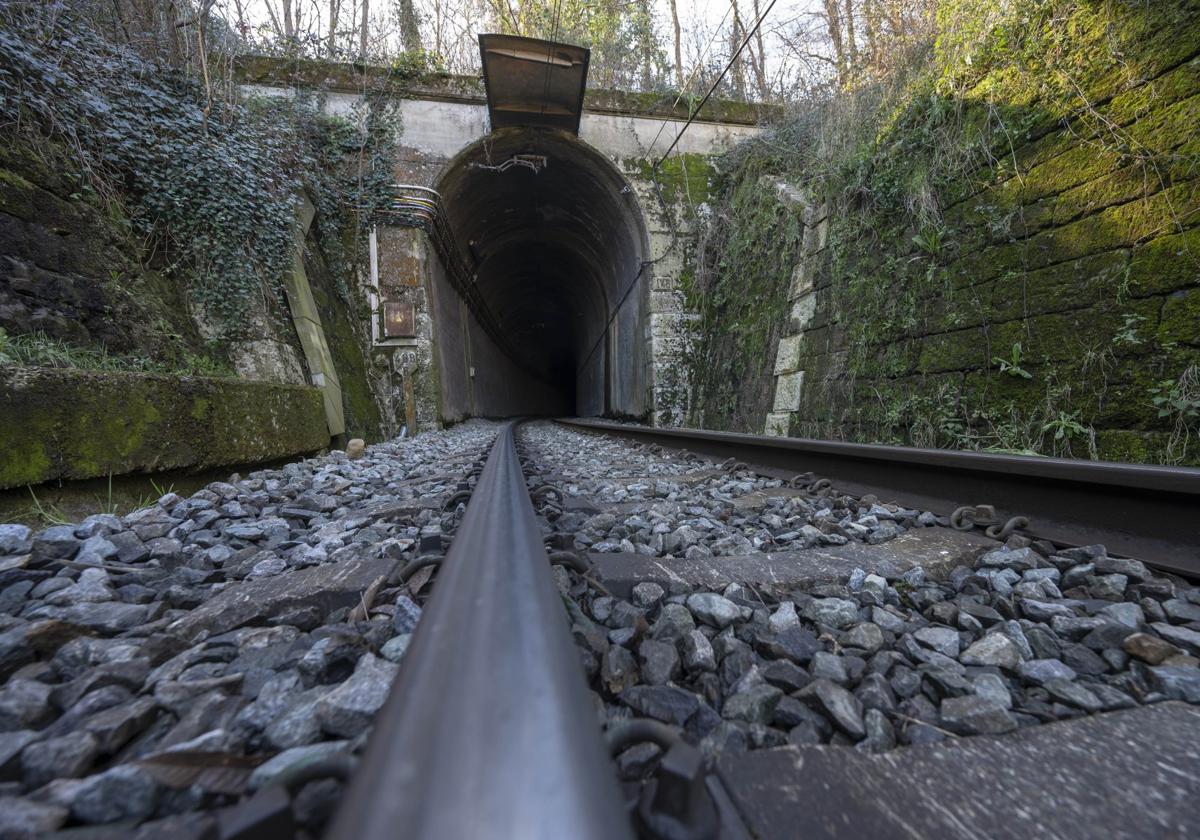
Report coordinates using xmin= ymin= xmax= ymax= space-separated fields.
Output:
xmin=437 ymin=128 xmax=647 ymax=396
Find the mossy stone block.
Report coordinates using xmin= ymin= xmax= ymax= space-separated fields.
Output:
xmin=0 ymin=368 xmax=328 ymax=489
xmin=1128 ymin=227 xmax=1200 ymax=296
xmin=1158 ymin=288 xmax=1200 ymax=347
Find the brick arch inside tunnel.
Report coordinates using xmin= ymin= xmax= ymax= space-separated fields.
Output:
xmin=431 ymin=126 xmax=651 ymax=419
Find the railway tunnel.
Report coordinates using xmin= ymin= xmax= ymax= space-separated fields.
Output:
xmin=435 ymin=128 xmax=650 ymax=418
xmin=423 ymin=34 xmax=653 ymax=421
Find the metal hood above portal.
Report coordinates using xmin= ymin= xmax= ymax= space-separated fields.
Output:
xmin=478 ymin=34 xmax=590 ymax=135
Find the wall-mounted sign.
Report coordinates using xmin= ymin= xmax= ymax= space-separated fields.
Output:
xmin=382 ymin=301 xmax=416 ymax=338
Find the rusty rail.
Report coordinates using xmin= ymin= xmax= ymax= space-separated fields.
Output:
xmin=557 ymin=418 xmax=1200 ymax=578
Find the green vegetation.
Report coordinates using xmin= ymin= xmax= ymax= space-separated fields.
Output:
xmin=0 ymin=367 xmax=327 ymax=489
xmin=0 ymin=5 xmax=399 ymax=447
xmin=687 ymin=160 xmax=804 ymax=431
xmin=0 ymin=330 xmax=233 ymax=378
xmin=686 ymin=0 xmax=1200 ymax=465
xmin=640 ymin=154 xmax=716 ymax=213
xmin=0 ymin=6 xmax=398 ymax=335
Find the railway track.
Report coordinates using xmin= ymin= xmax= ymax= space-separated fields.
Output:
xmin=0 ymin=419 xmax=1196 ymax=837
xmin=325 ymin=419 xmax=1200 ymax=839
xmin=557 ymin=418 xmax=1200 ymax=578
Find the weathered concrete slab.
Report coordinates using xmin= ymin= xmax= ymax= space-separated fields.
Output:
xmin=167 ymin=554 xmax=398 ymax=643
xmin=592 ymin=527 xmax=995 ymax=598
xmin=717 ymin=702 xmax=1200 ymax=840
xmin=0 ymin=367 xmax=327 ymax=490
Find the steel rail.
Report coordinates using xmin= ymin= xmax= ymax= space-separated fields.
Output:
xmin=326 ymin=422 xmax=634 ymax=840
xmin=557 ymin=418 xmax=1200 ymax=578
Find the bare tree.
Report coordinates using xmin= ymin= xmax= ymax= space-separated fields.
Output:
xmin=843 ymin=0 xmax=857 ymax=69
xmin=822 ymin=0 xmax=846 ymax=82
xmin=396 ymin=0 xmax=422 ymax=52
xmin=667 ymin=0 xmax=683 ymax=89
xmin=359 ymin=0 xmax=369 ymax=58
xmin=863 ymin=0 xmax=880 ymax=67
xmin=729 ymin=0 xmax=747 ymax=99
xmin=262 ymin=0 xmax=300 ymax=41
xmin=748 ymin=0 xmax=769 ymax=99
xmin=328 ymin=0 xmax=340 ymax=56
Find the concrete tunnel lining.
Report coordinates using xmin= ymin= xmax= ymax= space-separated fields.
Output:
xmin=435 ymin=127 xmax=651 ymax=418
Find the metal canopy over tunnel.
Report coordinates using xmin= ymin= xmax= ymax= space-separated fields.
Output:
xmin=479 ymin=34 xmax=590 ymax=134
xmin=420 ymin=36 xmax=651 ymax=421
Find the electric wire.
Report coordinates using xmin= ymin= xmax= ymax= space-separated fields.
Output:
xmin=575 ymin=0 xmax=779 ymax=379
xmin=538 ymin=0 xmax=566 ymax=120
xmin=653 ymin=0 xmax=779 ymax=170
xmin=644 ymin=0 xmax=734 ymax=161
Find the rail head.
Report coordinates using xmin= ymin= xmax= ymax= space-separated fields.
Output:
xmin=327 ymin=422 xmax=633 ymax=840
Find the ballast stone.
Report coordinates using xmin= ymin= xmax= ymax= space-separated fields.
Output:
xmin=44 ymin=764 xmax=159 ymax=824
xmin=0 ymin=525 xmax=32 ymax=556
xmin=315 ymin=653 xmax=398 ymax=738
xmin=166 ymin=553 xmax=400 ymax=642
xmin=803 ymin=597 xmax=859 ymax=629
xmin=960 ymin=633 xmax=1022 ymax=670
xmin=686 ymin=592 xmax=743 ymax=628
xmin=0 ymin=797 xmax=68 ymax=838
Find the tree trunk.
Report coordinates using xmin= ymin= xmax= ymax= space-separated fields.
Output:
xmin=667 ymin=0 xmax=683 ymax=89
xmin=863 ymin=0 xmax=879 ymax=68
xmin=232 ymin=0 xmax=248 ymax=39
xmin=823 ymin=0 xmax=846 ymax=83
xmin=397 ymin=0 xmax=422 ymax=53
xmin=640 ymin=0 xmax=653 ymax=90
xmin=328 ymin=0 xmax=339 ymax=56
xmin=729 ymin=0 xmax=747 ymax=99
xmin=843 ymin=0 xmax=858 ymax=70
xmin=749 ymin=0 xmax=769 ymax=99
xmin=359 ymin=0 xmax=368 ymax=60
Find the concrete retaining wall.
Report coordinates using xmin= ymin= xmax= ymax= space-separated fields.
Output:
xmin=0 ymin=367 xmax=328 ymax=489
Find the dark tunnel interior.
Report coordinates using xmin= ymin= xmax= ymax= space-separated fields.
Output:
xmin=435 ymin=128 xmax=649 ymax=417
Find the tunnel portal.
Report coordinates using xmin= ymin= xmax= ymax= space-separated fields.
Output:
xmin=434 ymin=128 xmax=651 ymax=418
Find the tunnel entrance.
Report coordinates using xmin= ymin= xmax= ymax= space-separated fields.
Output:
xmin=434 ymin=127 xmax=651 ymax=417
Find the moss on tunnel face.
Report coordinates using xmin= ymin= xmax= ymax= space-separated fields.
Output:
xmin=636 ymin=153 xmax=715 ymax=212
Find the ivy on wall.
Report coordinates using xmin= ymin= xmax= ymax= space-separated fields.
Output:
xmin=0 ymin=5 xmax=398 ymax=336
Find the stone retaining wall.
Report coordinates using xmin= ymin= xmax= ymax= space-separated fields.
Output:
xmin=0 ymin=367 xmax=328 ymax=489
xmin=753 ymin=3 xmax=1200 ymax=464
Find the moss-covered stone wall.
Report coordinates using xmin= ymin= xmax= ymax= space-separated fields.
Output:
xmin=299 ymin=225 xmax=385 ymax=442
xmin=1 ymin=124 xmax=390 ymax=470
xmin=0 ymin=367 xmax=327 ymax=489
xmin=0 ymin=140 xmax=210 ymax=363
xmin=691 ymin=0 xmax=1200 ymax=465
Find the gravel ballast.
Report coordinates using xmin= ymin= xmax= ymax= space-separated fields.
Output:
xmin=0 ymin=422 xmax=499 ymax=838
xmin=516 ymin=421 xmax=1200 ymax=778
